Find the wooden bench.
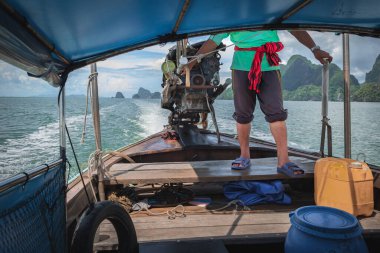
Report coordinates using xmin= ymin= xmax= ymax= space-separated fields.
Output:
xmin=107 ymin=156 xmax=315 ymax=185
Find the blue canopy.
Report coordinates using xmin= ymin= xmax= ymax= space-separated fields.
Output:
xmin=1 ymin=0 xmax=379 ymax=85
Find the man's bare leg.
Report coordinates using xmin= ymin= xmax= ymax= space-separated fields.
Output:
xmin=270 ymin=121 xmax=302 ymax=174
xmin=237 ymin=122 xmax=251 ymax=159
xmin=269 ymin=121 xmax=290 ymax=167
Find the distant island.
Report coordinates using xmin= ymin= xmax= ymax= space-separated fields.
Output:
xmin=218 ymin=54 xmax=380 ymax=102
xmin=114 ymin=92 xmax=125 ymax=98
xmin=132 ymin=87 xmax=161 ymax=99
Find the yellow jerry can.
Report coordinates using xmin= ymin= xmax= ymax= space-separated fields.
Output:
xmin=314 ymin=157 xmax=374 ymax=216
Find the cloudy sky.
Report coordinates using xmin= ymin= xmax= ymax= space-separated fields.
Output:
xmin=1 ymin=31 xmax=379 ymax=97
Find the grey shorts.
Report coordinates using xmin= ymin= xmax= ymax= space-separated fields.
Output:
xmin=232 ymin=69 xmax=288 ymax=124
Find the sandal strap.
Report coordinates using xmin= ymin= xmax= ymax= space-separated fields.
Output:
xmin=232 ymin=157 xmax=250 ymax=166
xmin=285 ymin=162 xmax=303 ymax=171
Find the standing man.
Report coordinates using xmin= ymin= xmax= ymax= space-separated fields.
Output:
xmin=188 ymin=30 xmax=332 ymax=175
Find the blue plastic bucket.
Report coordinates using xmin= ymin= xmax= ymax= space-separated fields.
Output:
xmin=285 ymin=206 xmax=368 ymax=253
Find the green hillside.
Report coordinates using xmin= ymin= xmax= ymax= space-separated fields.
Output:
xmin=352 ymin=83 xmax=380 ymax=102
xmin=351 ymin=55 xmax=380 ymax=102
xmin=365 ymin=54 xmax=380 ymax=83
xmin=218 ymin=54 xmax=380 ymax=102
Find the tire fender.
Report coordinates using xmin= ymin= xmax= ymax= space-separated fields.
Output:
xmin=71 ymin=200 xmax=138 ymax=253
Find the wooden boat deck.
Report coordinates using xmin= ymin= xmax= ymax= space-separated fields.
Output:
xmin=106 ymin=156 xmax=315 ymax=185
xmin=94 ymin=209 xmax=380 ymax=251
xmin=96 ymin=155 xmax=380 ymax=251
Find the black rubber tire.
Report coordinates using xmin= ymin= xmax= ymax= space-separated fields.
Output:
xmin=71 ymin=201 xmax=138 ymax=253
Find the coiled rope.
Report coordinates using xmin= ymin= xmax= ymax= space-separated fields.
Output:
xmin=131 ymin=199 xmax=250 ymax=219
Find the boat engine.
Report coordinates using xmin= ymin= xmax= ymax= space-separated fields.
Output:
xmin=161 ymin=41 xmax=230 ymax=126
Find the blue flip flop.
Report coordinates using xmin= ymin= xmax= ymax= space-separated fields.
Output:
xmin=231 ymin=157 xmax=251 ymax=170
xmin=277 ymin=162 xmax=304 ymax=177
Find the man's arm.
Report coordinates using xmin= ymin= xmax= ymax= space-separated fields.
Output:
xmin=289 ymin=31 xmax=333 ymax=64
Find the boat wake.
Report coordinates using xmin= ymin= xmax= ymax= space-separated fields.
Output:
xmin=0 ymin=114 xmax=85 ymax=179
xmin=0 ymin=103 xmax=117 ymax=180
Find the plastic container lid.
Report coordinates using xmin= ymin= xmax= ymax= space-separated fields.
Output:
xmin=350 ymin=162 xmax=363 ymax=169
xmin=290 ymin=206 xmax=362 ymax=239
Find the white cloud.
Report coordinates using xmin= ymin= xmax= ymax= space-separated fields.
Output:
xmin=63 ymin=66 xmax=162 ymax=98
xmin=0 ymin=61 xmax=57 ymax=96
xmin=278 ymin=31 xmax=337 ymax=65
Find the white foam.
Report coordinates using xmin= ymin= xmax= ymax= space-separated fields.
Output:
xmin=0 ymin=104 xmax=114 ymax=178
xmin=133 ymin=100 xmax=168 ymax=137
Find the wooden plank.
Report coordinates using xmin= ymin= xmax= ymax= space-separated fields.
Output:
xmin=94 ymin=211 xmax=380 ymax=251
xmin=108 ymin=157 xmax=314 ymax=184
xmin=135 ymin=223 xmax=291 ymax=242
xmin=139 ymin=240 xmax=229 ymax=253
xmin=97 ymin=223 xmax=290 ymax=245
xmin=360 ymin=212 xmax=380 ymax=230
xmin=100 ymin=213 xmax=290 ymax=231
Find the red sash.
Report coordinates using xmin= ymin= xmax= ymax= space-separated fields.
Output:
xmin=234 ymin=42 xmax=284 ymax=93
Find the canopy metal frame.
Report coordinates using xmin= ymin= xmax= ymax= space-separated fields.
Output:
xmin=71 ymin=24 xmax=380 ymax=75
xmin=1 ymin=0 xmax=380 ymax=81
xmin=343 ymin=33 xmax=352 ymax=158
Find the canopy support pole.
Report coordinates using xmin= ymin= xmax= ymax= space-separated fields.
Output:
xmin=320 ymin=61 xmax=332 ymax=157
xmin=59 ymin=84 xmax=66 ymax=161
xmin=272 ymin=0 xmax=312 ymax=24
xmin=58 ymin=78 xmax=67 ymax=251
xmin=343 ymin=33 xmax=351 ymax=158
xmin=90 ymin=63 xmax=105 ymax=201
xmin=172 ymin=0 xmax=191 ymax=33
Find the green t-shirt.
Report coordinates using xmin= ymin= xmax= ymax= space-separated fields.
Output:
xmin=209 ymin=31 xmax=280 ymax=72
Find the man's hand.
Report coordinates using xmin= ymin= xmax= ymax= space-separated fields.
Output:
xmin=313 ymin=49 xmax=333 ymax=64
xmin=289 ymin=31 xmax=333 ymax=65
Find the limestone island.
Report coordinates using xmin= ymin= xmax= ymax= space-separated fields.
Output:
xmin=132 ymin=87 xmax=161 ymax=99
xmin=114 ymin=92 xmax=125 ymax=98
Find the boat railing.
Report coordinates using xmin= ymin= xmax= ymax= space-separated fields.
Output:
xmin=0 ymin=159 xmax=66 ymax=253
xmin=0 ymin=159 xmax=63 ymax=193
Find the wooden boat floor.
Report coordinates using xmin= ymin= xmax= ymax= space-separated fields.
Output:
xmin=107 ymin=156 xmax=314 ymax=185
xmin=94 ymin=207 xmax=380 ymax=251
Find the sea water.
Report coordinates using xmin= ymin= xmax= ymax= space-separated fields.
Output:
xmin=0 ymin=97 xmax=379 ymax=181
